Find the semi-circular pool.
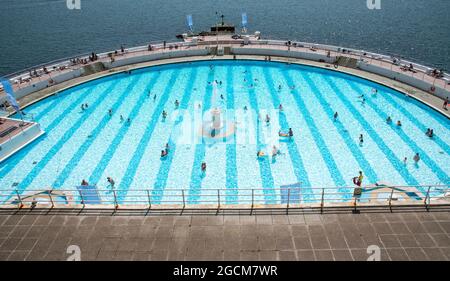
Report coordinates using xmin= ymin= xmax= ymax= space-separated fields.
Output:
xmin=1 ymin=60 xmax=449 ymax=205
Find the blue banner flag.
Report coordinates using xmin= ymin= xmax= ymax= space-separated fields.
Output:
xmin=186 ymin=14 xmax=193 ymax=31
xmin=241 ymin=13 xmax=248 ymax=27
xmin=1 ymin=79 xmax=20 ymax=111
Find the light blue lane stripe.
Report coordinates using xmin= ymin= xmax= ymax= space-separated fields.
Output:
xmin=378 ymin=88 xmax=450 ymax=155
xmin=116 ymin=69 xmax=182 ymax=203
xmin=8 ymin=80 xmax=121 ymax=200
xmin=187 ymin=66 xmax=214 ymax=204
xmin=225 ymin=65 xmax=238 ymax=204
xmin=262 ymin=66 xmax=314 ymax=203
xmin=87 ymin=74 xmax=152 ymax=185
xmin=246 ymin=65 xmax=276 ymax=204
xmin=302 ymin=72 xmax=378 ymax=184
xmin=151 ymin=68 xmax=197 ymax=204
xmin=348 ymin=81 xmax=450 ymax=185
xmin=282 ymin=70 xmax=347 ymax=188
xmin=53 ymin=74 xmax=160 ymax=188
xmin=322 ymin=75 xmax=420 ymax=186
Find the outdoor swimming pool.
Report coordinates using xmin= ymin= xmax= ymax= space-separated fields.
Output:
xmin=1 ymin=60 xmax=449 ymax=205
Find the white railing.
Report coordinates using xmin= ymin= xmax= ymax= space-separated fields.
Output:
xmin=1 ymin=37 xmax=448 ymax=97
xmin=1 ymin=185 xmax=448 ymax=211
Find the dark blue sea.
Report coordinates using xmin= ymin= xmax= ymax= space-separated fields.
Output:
xmin=0 ymin=0 xmax=449 ymax=76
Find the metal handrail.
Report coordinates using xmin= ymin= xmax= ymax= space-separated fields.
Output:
xmin=0 ymin=184 xmax=448 ymax=209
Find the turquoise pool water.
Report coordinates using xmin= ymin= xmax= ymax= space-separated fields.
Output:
xmin=1 ymin=60 xmax=449 ymax=205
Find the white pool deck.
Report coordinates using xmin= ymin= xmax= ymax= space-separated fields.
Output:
xmin=0 ymin=36 xmax=449 ymax=119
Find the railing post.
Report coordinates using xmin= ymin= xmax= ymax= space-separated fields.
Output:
xmin=251 ymin=189 xmax=254 ymax=210
xmin=424 ymin=186 xmax=431 ymax=211
xmin=217 ymin=189 xmax=220 ymax=210
xmin=48 ymin=190 xmax=54 ymax=208
xmin=287 ymin=188 xmax=290 ymax=213
xmin=112 ymin=189 xmax=118 ymax=209
xmin=147 ymin=190 xmax=151 ymax=209
xmin=15 ymin=190 xmax=23 ymax=209
xmin=80 ymin=192 xmax=85 ymax=208
xmin=352 ymin=195 xmax=358 ymax=214
xmin=182 ymin=189 xmax=185 ymax=208
xmin=388 ymin=188 xmax=394 ymax=212
xmin=320 ymin=188 xmax=325 ymax=214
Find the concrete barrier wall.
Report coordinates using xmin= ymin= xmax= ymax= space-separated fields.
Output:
xmin=13 ymin=69 xmax=84 ymax=100
xmin=357 ymin=62 xmax=449 ymax=100
xmin=231 ymin=47 xmax=336 ymax=63
xmin=5 ymin=47 xmax=448 ymax=109
xmin=0 ymin=123 xmax=44 ymax=163
xmin=104 ymin=49 xmax=209 ymax=69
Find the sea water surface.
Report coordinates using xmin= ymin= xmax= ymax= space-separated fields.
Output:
xmin=0 ymin=0 xmax=449 ymax=75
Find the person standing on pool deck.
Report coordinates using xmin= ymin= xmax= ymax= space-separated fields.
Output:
xmin=353 ymin=171 xmax=363 ymax=187
xmin=107 ymin=177 xmax=115 ymax=189
xmin=443 ymin=97 xmax=448 ymax=110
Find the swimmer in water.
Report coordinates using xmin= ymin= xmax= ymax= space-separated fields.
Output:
xmin=108 ymin=109 xmax=112 ymax=117
xmin=162 ymin=110 xmax=167 ymax=120
xmin=413 ymin=152 xmax=420 ymax=164
xmin=279 ymin=104 xmax=283 ymax=111
xmin=397 ymin=120 xmax=402 ymax=127
xmin=386 ymin=116 xmax=392 ymax=124
xmin=174 ymin=100 xmax=179 ymax=108
xmin=333 ymin=112 xmax=338 ymax=121
xmin=201 ymin=162 xmax=207 ymax=172
xmin=272 ymin=146 xmax=279 ymax=157
xmin=359 ymin=134 xmax=364 ymax=145
xmin=120 ymin=115 xmax=124 ymax=122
